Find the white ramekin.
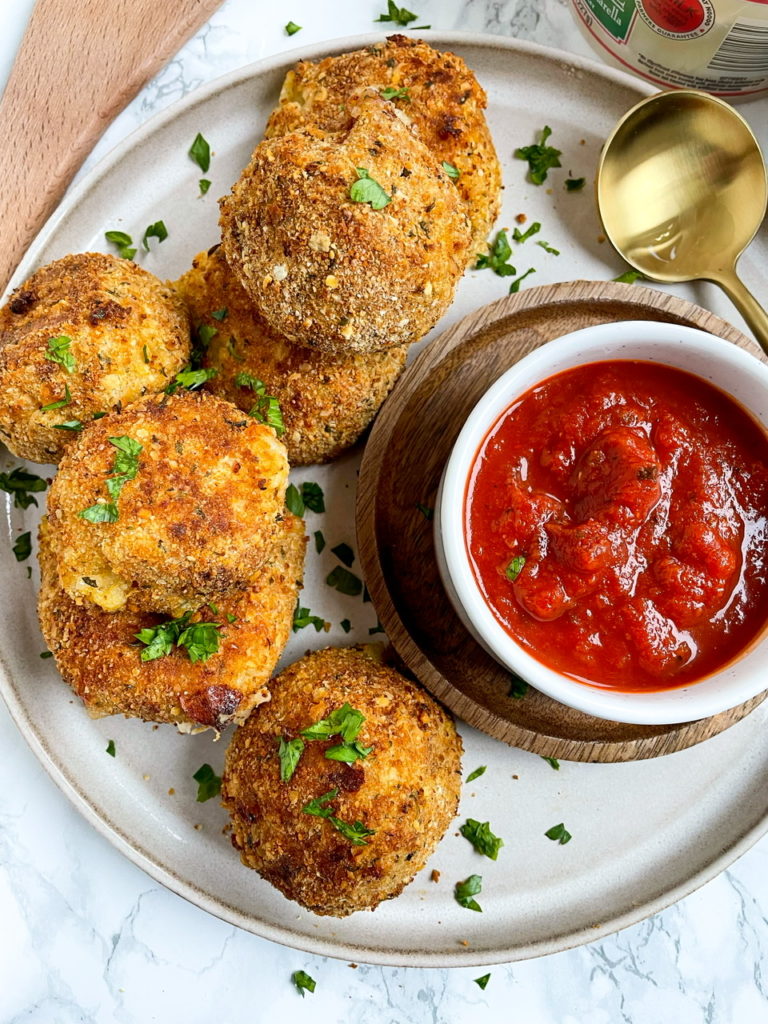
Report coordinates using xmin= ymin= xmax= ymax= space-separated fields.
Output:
xmin=435 ymin=320 xmax=768 ymax=725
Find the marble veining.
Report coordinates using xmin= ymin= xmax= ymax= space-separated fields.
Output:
xmin=1 ymin=1 xmax=768 ymax=1021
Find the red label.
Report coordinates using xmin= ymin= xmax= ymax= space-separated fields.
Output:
xmin=641 ymin=0 xmax=706 ymax=33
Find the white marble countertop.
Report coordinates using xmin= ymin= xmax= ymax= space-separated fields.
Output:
xmin=2 ymin=1 xmax=768 ymax=1021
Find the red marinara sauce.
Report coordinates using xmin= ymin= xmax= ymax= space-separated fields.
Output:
xmin=465 ymin=361 xmax=768 ymax=691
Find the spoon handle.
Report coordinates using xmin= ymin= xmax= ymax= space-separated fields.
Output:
xmin=713 ymin=270 xmax=768 ymax=358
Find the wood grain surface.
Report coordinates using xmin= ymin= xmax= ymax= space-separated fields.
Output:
xmin=357 ymin=280 xmax=768 ymax=762
xmin=0 ymin=0 xmax=222 ymax=295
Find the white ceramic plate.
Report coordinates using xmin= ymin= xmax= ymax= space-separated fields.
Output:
xmin=3 ymin=33 xmax=768 ymax=968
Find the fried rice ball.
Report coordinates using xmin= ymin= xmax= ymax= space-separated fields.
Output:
xmin=265 ymin=34 xmax=502 ymax=257
xmin=0 ymin=252 xmax=190 ymax=464
xmin=46 ymin=389 xmax=289 ymax=615
xmin=220 ymin=93 xmax=471 ymax=355
xmin=174 ymin=248 xmax=408 ymax=465
xmin=38 ymin=514 xmax=306 ymax=729
xmin=221 ymin=646 xmax=463 ymax=917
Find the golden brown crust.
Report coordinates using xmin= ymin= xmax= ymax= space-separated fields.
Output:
xmin=265 ymin=34 xmax=502 ymax=257
xmin=220 ymin=93 xmax=471 ymax=354
xmin=37 ymin=514 xmax=306 ymax=729
xmin=221 ymin=646 xmax=463 ymax=917
xmin=45 ymin=389 xmax=289 ymax=614
xmin=173 ymin=248 xmax=408 ymax=465
xmin=0 ymin=252 xmax=190 ymax=464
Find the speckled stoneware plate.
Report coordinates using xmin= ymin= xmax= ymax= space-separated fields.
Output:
xmin=3 ymin=33 xmax=768 ymax=968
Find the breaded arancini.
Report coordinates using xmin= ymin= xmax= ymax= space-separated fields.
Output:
xmin=174 ymin=248 xmax=408 ymax=465
xmin=221 ymin=646 xmax=463 ymax=917
xmin=220 ymin=93 xmax=471 ymax=355
xmin=46 ymin=389 xmax=289 ymax=615
xmin=38 ymin=514 xmax=306 ymax=729
xmin=0 ymin=252 xmax=190 ymax=464
xmin=265 ymin=34 xmax=502 ymax=257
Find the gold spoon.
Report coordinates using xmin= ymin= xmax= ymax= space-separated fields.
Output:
xmin=597 ymin=89 xmax=768 ymax=355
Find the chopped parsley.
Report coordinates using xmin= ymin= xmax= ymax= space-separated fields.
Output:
xmin=349 ymin=168 xmax=391 ymax=211
xmin=324 ymin=739 xmax=373 ymax=763
xmin=380 ymin=86 xmax=410 ymax=101
xmin=416 ymin=502 xmax=434 ymax=520
xmin=375 ymin=1 xmax=419 ymax=25
xmin=368 ymin=622 xmax=384 ymax=635
xmin=509 ymin=675 xmax=528 ymax=699
xmin=234 ymin=372 xmax=284 ymax=436
xmin=135 ymin=612 xmax=222 ymax=663
xmin=466 ymin=765 xmax=486 ymax=783
xmin=460 ymin=819 xmax=504 ymax=860
xmin=285 ymin=20 xmax=302 ymax=36
xmin=52 ymin=420 xmax=83 ymax=432
xmin=193 ymin=763 xmax=221 ymax=802
xmin=516 ymin=125 xmax=562 ymax=185
xmin=105 ymin=230 xmax=137 ymax=260
xmin=189 ymin=132 xmax=211 ymax=173
xmin=302 ymin=704 xmax=365 ymax=744
xmin=177 ymin=621 xmax=222 ymax=663
xmin=41 ymin=383 xmax=72 ymax=411
xmin=475 ymin=230 xmax=515 ymax=277
xmin=285 ymin=484 xmax=304 ymax=517
xmin=512 ymin=222 xmax=540 ymax=244
xmin=211 ymin=307 xmax=228 ymax=321
xmin=542 ymin=756 xmax=560 ymax=770
xmin=292 ymin=602 xmax=326 ymax=633
xmin=45 ymin=335 xmax=75 ymax=374
xmin=199 ymin=179 xmax=211 ymax=195
xmin=442 ymin=161 xmax=460 ymax=180
xmin=565 ymin=177 xmax=586 ymax=191
xmin=190 ymin=323 xmax=217 ymax=367
xmin=278 ymin=736 xmax=305 ymax=782
xmin=40 ymin=651 xmax=53 ymax=659
xmin=509 ymin=268 xmax=536 ymax=293
xmin=105 ymin=435 xmax=142 ymax=503
xmin=292 ymin=970 xmax=315 ymax=997
xmin=302 ymin=788 xmax=376 ymax=845
xmin=613 ymin=269 xmax=647 ymax=284
xmin=331 ymin=542 xmax=354 ymax=567
xmin=314 ymin=530 xmax=326 ymax=553
xmin=301 ymin=482 xmax=325 ymax=513
xmin=545 ymin=822 xmax=572 ymax=845
xmin=142 ymin=220 xmax=168 ymax=252
xmin=326 ymin=565 xmax=363 ymax=596
xmin=505 ymin=556 xmax=526 ymax=582
xmin=79 ymin=503 xmax=119 ymax=524
xmin=475 ymin=974 xmax=491 ymax=990
xmin=454 ymin=874 xmax=483 ymax=912
xmin=340 ymin=618 xmax=351 ymax=633
xmin=12 ymin=531 xmax=31 ymax=562
xmin=166 ymin=366 xmax=218 ymax=393
xmin=106 ymin=739 xmax=116 ymax=757
xmin=0 ymin=467 xmax=47 ymax=509
xmin=537 ymin=240 xmax=560 ymax=256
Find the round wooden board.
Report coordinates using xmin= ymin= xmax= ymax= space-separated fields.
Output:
xmin=356 ymin=279 xmax=768 ymax=762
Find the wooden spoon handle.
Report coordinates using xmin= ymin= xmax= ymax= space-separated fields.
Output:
xmin=0 ymin=0 xmax=223 ymax=295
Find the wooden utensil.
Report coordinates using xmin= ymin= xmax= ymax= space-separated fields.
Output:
xmin=0 ymin=0 xmax=223 ymax=295
xmin=357 ymin=280 xmax=768 ymax=763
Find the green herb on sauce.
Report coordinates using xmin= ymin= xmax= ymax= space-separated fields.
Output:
xmin=505 ymin=555 xmax=526 ymax=582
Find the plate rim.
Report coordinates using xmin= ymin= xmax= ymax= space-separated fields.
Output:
xmin=5 ymin=31 xmax=756 ymax=969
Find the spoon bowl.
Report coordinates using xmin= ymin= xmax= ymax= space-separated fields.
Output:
xmin=597 ymin=90 xmax=768 ymax=353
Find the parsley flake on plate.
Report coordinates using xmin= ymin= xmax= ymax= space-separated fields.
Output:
xmin=292 ymin=602 xmax=326 ymax=633
xmin=326 ymin=565 xmax=363 ymax=597
xmin=375 ymin=0 xmax=419 ymax=25
xmin=331 ymin=542 xmax=354 ymax=567
xmin=460 ymin=818 xmax=504 ymax=860
xmin=475 ymin=974 xmax=491 ymax=990
xmin=198 ymin=179 xmax=211 ymax=195
xmin=40 ymin=651 xmax=53 ymax=659
xmin=0 ymin=467 xmax=47 ymax=510
xmin=349 ymin=168 xmax=391 ymax=211
xmin=142 ymin=220 xmax=168 ymax=252
xmin=45 ymin=335 xmax=76 ymax=374
xmin=505 ymin=555 xmax=526 ymax=582
xmin=189 ymin=132 xmax=211 ymax=173
xmin=12 ymin=531 xmax=31 ymax=562
xmin=314 ymin=530 xmax=326 ymax=553
xmin=475 ymin=230 xmax=515 ymax=277
xmin=542 ymin=756 xmax=560 ymax=770
xmin=105 ymin=230 xmax=137 ymax=260
xmin=193 ymin=763 xmax=221 ymax=802
xmin=292 ymin=970 xmax=316 ymax=997
xmin=537 ymin=240 xmax=560 ymax=256
xmin=285 ymin=21 xmax=302 ymax=36
xmin=565 ymin=177 xmax=586 ymax=191
xmin=509 ymin=268 xmax=536 ymax=293
xmin=454 ymin=874 xmax=483 ymax=912
xmin=512 ymin=221 xmax=540 ymax=244
xmin=613 ymin=269 xmax=647 ymax=284
xmin=545 ymin=822 xmax=572 ymax=845
xmin=340 ymin=618 xmax=352 ymax=633
xmin=300 ymin=481 xmax=325 ymax=513
xmin=106 ymin=739 xmax=116 ymax=757
xmin=278 ymin=736 xmax=305 ymax=782
xmin=516 ymin=125 xmax=562 ymax=185
xmin=466 ymin=765 xmax=486 ymax=783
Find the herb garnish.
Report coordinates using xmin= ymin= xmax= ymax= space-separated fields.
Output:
xmin=545 ymin=822 xmax=572 ymax=845
xmin=416 ymin=502 xmax=434 ymax=520
xmin=537 ymin=240 xmax=560 ymax=256
xmin=375 ymin=1 xmax=419 ymax=26
xmin=326 ymin=565 xmax=363 ymax=596
xmin=105 ymin=230 xmax=137 ymax=260
xmin=278 ymin=737 xmax=305 ymax=782
xmin=613 ymin=269 xmax=647 ymax=284
xmin=331 ymin=542 xmax=354 ymax=567
xmin=542 ymin=756 xmax=560 ymax=770
xmin=189 ymin=132 xmax=211 ymax=173
xmin=234 ymin=372 xmax=284 ymax=435
xmin=512 ymin=222 xmax=540 ymax=244
xmin=454 ymin=874 xmax=483 ymax=912
xmin=565 ymin=177 xmax=586 ymax=191
xmin=166 ymin=366 xmax=218 ymax=394
xmin=40 ymin=651 xmax=54 ymax=659
xmin=475 ymin=974 xmax=491 ymax=990
xmin=142 ymin=220 xmax=168 ymax=252
xmin=380 ymin=86 xmax=410 ymax=101
xmin=301 ymin=703 xmax=365 ymax=744
xmin=314 ymin=530 xmax=326 ymax=553
xmin=193 ymin=763 xmax=222 ymax=802
xmin=340 ymin=618 xmax=351 ymax=633
xmin=292 ymin=970 xmax=316 ymax=997
xmin=45 ymin=335 xmax=75 ymax=374
xmin=475 ymin=230 xmax=515 ymax=277
xmin=79 ymin=503 xmax=118 ymax=524
xmin=302 ymin=787 xmax=376 ymax=845
xmin=442 ymin=161 xmax=460 ymax=180
xmin=460 ymin=819 xmax=504 ymax=860
xmin=12 ymin=531 xmax=31 ymax=562
xmin=177 ymin=621 xmax=223 ymax=662
xmin=509 ymin=676 xmax=528 ymax=699
xmin=106 ymin=739 xmax=116 ymax=757
xmin=509 ymin=268 xmax=536 ymax=293
xmin=0 ymin=467 xmax=48 ymax=509
xmin=52 ymin=420 xmax=83 ymax=432
xmin=199 ymin=179 xmax=211 ymax=195
xmin=516 ymin=125 xmax=562 ymax=185
xmin=292 ymin=602 xmax=327 ymax=633
xmin=285 ymin=484 xmax=304 ymax=517
xmin=349 ymin=168 xmax=391 ymax=211
xmin=41 ymin=383 xmax=72 ymax=411
xmin=211 ymin=307 xmax=228 ymax=321
xmin=505 ymin=556 xmax=526 ymax=582
xmin=135 ymin=611 xmax=222 ymax=663
xmin=285 ymin=481 xmax=325 ymax=517
xmin=466 ymin=765 xmax=486 ymax=783
xmin=285 ymin=20 xmax=302 ymax=36
xmin=369 ymin=622 xmax=384 ymax=635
